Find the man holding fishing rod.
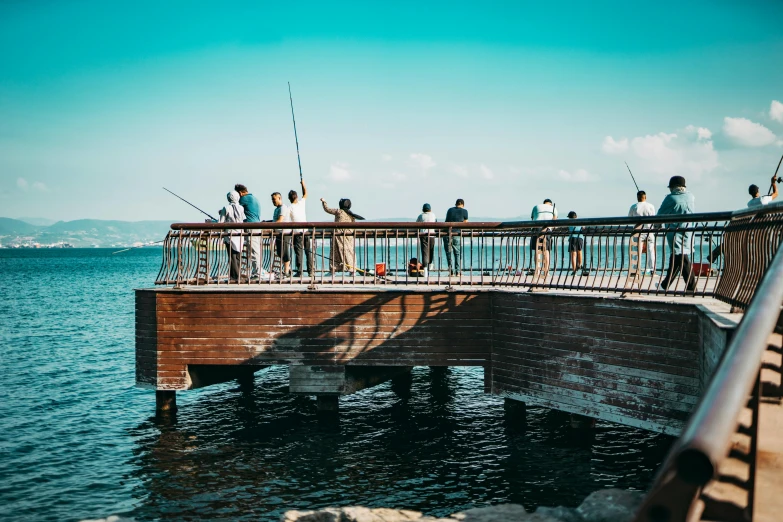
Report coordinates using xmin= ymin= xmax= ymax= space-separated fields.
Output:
xmin=747 ymin=173 xmax=780 ymax=208
xmin=288 ymin=179 xmax=314 ymax=278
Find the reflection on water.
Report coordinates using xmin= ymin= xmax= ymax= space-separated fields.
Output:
xmin=128 ymin=366 xmax=671 ymax=521
xmin=0 ymin=249 xmax=672 ymax=522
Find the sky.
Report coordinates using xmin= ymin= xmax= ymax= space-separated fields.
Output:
xmin=1 ymin=1 xmax=782 ymax=222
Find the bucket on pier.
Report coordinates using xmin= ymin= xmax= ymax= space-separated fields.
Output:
xmin=692 ymin=263 xmax=713 ymax=276
xmin=375 ymin=263 xmax=386 ymax=277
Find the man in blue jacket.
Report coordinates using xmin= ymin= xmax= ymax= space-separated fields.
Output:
xmin=235 ymin=184 xmax=265 ymax=279
xmin=657 ymin=176 xmax=696 ymax=292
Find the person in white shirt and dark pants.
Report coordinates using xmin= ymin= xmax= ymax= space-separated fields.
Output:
xmin=628 ymin=190 xmax=656 ymax=273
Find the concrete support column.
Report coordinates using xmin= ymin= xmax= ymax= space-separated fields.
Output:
xmin=391 ymin=368 xmax=413 ymax=397
xmin=504 ymin=397 xmax=527 ymax=428
xmin=570 ymin=413 xmax=597 ymax=429
xmin=156 ymin=390 xmax=177 ymax=413
xmin=237 ymin=370 xmax=254 ymax=393
xmin=317 ymin=395 xmax=339 ymax=412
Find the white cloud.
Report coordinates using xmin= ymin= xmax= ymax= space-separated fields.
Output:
xmin=328 ymin=162 xmax=351 ymax=182
xmin=770 ymin=100 xmax=783 ymax=124
xmin=602 ymin=136 xmax=628 ymax=154
xmin=16 ymin=177 xmax=28 ymax=190
xmin=556 ymin=168 xmax=593 ymax=182
xmin=479 ymin=164 xmax=494 ymax=180
xmin=451 ymin=164 xmax=469 ymax=178
xmin=629 ymin=130 xmax=719 ymax=180
xmin=723 ymin=117 xmax=776 ymax=147
xmin=381 ymin=154 xmax=392 ymax=162
xmin=685 ymin=125 xmax=712 ymax=140
xmin=409 ymin=153 xmax=436 ymax=172
xmin=32 ymin=181 xmax=48 ymax=191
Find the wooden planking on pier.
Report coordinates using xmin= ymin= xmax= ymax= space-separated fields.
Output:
xmin=136 ymin=289 xmax=492 ymax=389
xmin=491 ymin=292 xmax=703 ymax=434
xmin=136 ymin=286 xmax=737 ymax=434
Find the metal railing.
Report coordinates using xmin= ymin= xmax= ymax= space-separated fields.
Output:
xmin=154 ymin=205 xmax=783 ymax=304
xmin=634 ymin=239 xmax=783 ymax=521
xmin=155 ymin=212 xmax=740 ymax=296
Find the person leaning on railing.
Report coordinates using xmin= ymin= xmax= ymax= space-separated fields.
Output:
xmin=218 ymin=190 xmax=246 ymax=283
xmin=235 ymin=183 xmax=269 ymax=280
xmin=658 ymin=176 xmax=696 ymax=292
xmin=527 ymin=199 xmax=557 ymax=275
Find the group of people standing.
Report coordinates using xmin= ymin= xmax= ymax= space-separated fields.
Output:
xmin=529 ymin=176 xmax=699 ymax=290
xmin=216 ymin=180 xmax=365 ymax=281
xmin=415 ymin=199 xmax=469 ymax=277
xmin=214 ymin=172 xmax=779 ymax=285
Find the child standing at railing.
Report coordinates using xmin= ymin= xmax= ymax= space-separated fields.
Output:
xmin=567 ymin=211 xmax=585 ymax=276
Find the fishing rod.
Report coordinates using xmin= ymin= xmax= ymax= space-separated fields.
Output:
xmin=625 ymin=162 xmax=640 ymax=192
xmin=288 ymin=82 xmax=304 ymax=183
xmin=768 ymin=153 xmax=783 ymax=196
xmin=162 ymin=187 xmax=217 ymax=221
xmin=112 ymin=240 xmax=165 ymax=255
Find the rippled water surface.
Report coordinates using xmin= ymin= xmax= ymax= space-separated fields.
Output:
xmin=0 ymin=249 xmax=672 ymax=521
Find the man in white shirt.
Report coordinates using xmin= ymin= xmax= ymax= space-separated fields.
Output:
xmin=628 ymin=190 xmax=657 ymax=273
xmin=747 ymin=176 xmax=779 ymax=208
xmin=288 ymin=179 xmax=314 ymax=277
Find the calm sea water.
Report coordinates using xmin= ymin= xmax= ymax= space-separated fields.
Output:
xmin=0 ymin=249 xmax=671 ymax=522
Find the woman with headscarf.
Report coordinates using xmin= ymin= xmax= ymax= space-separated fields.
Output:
xmin=320 ymin=198 xmax=365 ymax=273
xmin=219 ymin=190 xmax=246 ymax=282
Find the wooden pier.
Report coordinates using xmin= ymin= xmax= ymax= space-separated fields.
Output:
xmin=137 ymin=206 xmax=783 ymax=520
xmin=136 ymin=285 xmax=738 ymax=435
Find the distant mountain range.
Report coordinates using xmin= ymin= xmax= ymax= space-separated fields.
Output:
xmin=0 ymin=218 xmax=179 ymax=248
xmin=0 ymin=215 xmax=529 ymax=248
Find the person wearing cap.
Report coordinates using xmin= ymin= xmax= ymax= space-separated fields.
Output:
xmin=628 ymin=190 xmax=657 ymax=273
xmin=320 ymin=197 xmax=365 ymax=274
xmin=747 ymin=175 xmax=779 ymax=208
xmin=658 ymin=175 xmax=696 ymax=292
xmin=416 ymin=203 xmax=437 ymax=277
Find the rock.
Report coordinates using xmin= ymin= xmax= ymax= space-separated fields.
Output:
xmin=79 ymin=517 xmax=135 ymax=522
xmin=451 ymin=504 xmax=558 ymax=521
xmin=534 ymin=506 xmax=582 ymax=522
xmin=281 ymin=508 xmax=341 ymax=522
xmin=575 ymin=489 xmax=643 ymax=522
xmin=281 ymin=506 xmax=444 ymax=522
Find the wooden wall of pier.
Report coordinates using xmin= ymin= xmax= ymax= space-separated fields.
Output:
xmin=136 ymin=288 xmax=737 ymax=434
xmin=136 ymin=289 xmax=492 ymax=390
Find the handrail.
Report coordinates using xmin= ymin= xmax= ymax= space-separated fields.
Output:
xmin=155 ymin=213 xmax=733 ymax=295
xmin=635 ymin=241 xmax=783 ymax=521
xmin=170 ymin=211 xmax=736 ymax=230
xmin=679 ymin=241 xmax=783 ymax=481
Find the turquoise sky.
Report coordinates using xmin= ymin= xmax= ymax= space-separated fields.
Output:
xmin=1 ymin=1 xmax=782 ymax=221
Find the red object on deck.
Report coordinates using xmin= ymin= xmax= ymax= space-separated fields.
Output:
xmin=375 ymin=263 xmax=386 ymax=277
xmin=692 ymin=263 xmax=712 ymax=276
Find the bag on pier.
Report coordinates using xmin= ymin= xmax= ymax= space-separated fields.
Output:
xmin=408 ymin=257 xmax=424 ymax=277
